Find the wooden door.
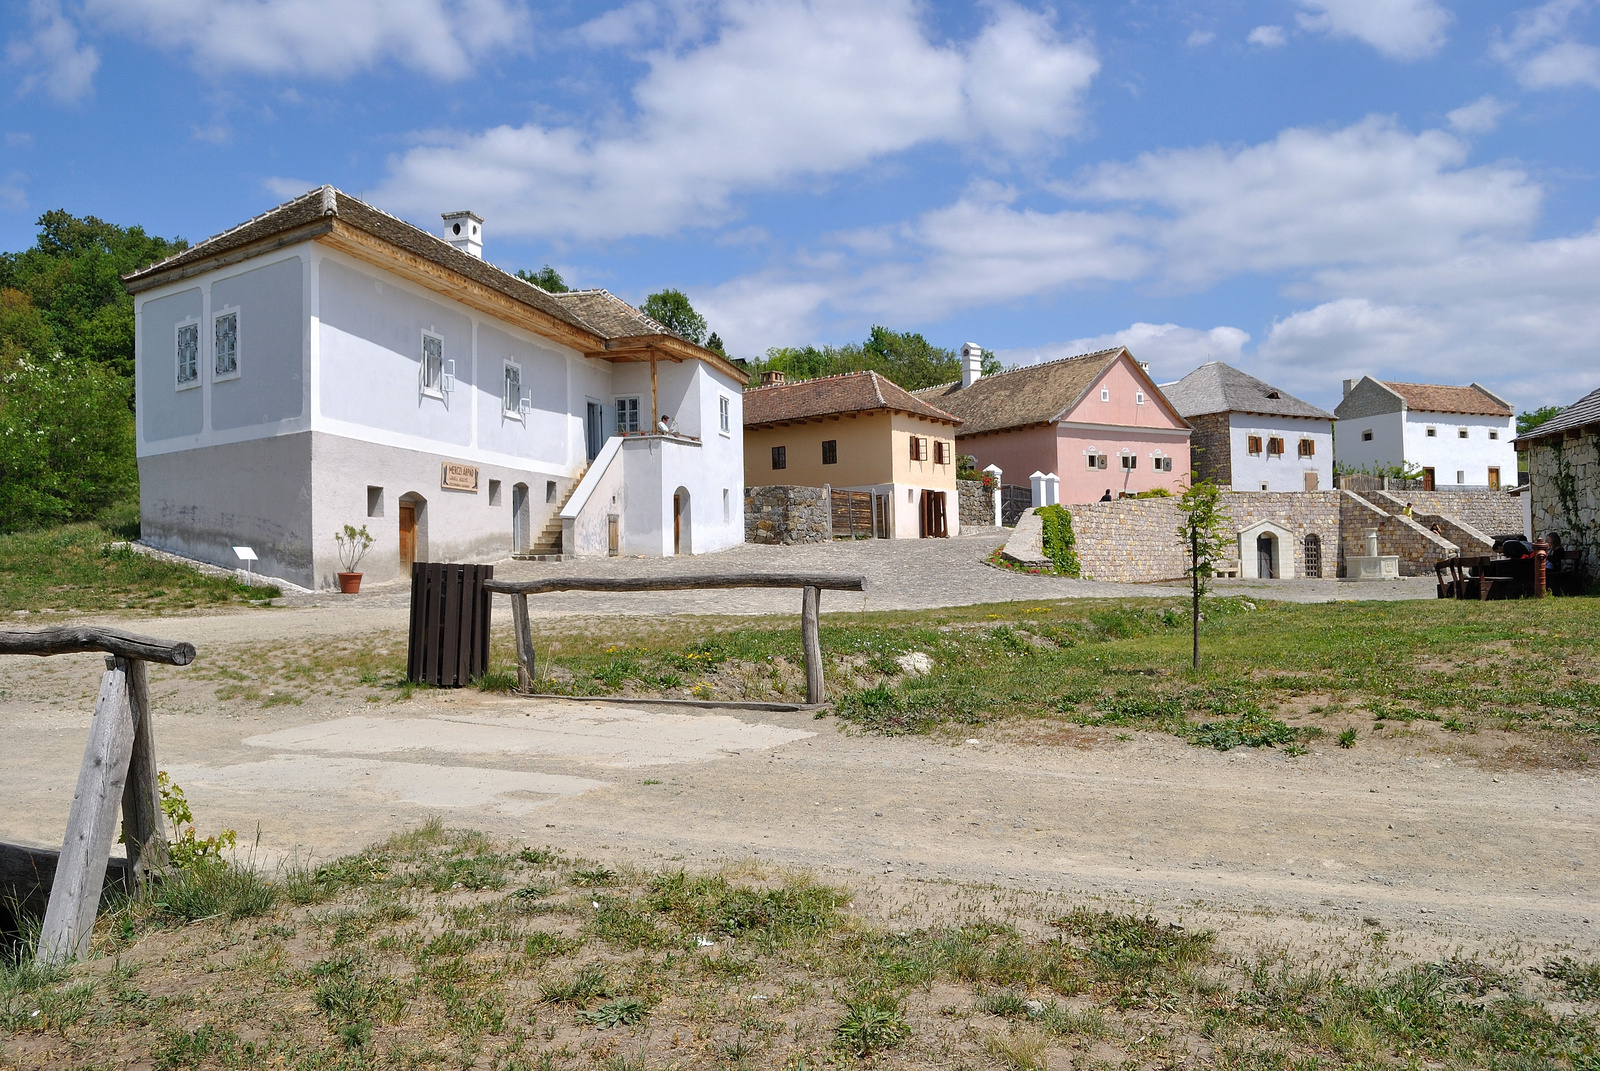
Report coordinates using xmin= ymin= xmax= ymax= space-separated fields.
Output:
xmin=1487 ymin=467 xmax=1501 ymax=491
xmin=673 ymin=494 xmax=682 ymax=555
xmin=1422 ymin=467 xmax=1436 ymax=491
xmin=399 ymin=503 xmax=416 ymax=571
xmin=1304 ymin=471 xmax=1319 ymax=491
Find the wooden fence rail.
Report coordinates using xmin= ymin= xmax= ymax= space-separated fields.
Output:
xmin=483 ymin=574 xmax=867 ymax=704
xmin=0 ymin=627 xmax=192 ymax=966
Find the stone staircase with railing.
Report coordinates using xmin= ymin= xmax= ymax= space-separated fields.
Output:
xmin=512 ymin=465 xmax=587 ymax=561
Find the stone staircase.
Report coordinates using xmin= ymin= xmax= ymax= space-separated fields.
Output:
xmin=512 ymin=466 xmax=586 ymax=561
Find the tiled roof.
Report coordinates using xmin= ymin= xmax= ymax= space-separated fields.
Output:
xmin=1378 ymin=381 xmax=1512 ymax=417
xmin=122 ymin=186 xmax=682 ymax=349
xmin=743 ymin=371 xmax=961 ymax=427
xmin=1514 ymin=385 xmax=1600 ymax=443
xmin=1160 ymin=361 xmax=1333 ymax=420
xmin=914 ymin=348 xmax=1129 ymax=436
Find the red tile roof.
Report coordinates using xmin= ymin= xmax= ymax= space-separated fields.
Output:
xmin=743 ymin=371 xmax=960 ymax=428
xmin=1379 ymin=381 xmax=1512 ymax=417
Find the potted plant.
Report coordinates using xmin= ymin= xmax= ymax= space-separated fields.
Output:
xmin=335 ymin=524 xmax=376 ymax=594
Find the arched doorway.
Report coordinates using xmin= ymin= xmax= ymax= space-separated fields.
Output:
xmin=673 ymin=487 xmax=691 ymax=555
xmin=1256 ymin=533 xmax=1278 ymax=579
xmin=398 ymin=492 xmax=427 ymax=573
xmin=511 ymin=483 xmax=530 ymax=553
xmin=1303 ymin=534 xmax=1322 ymax=578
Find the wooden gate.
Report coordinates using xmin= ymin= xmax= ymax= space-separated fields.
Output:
xmin=999 ymin=485 xmax=1031 ymax=527
xmin=830 ymin=489 xmax=875 ymax=539
xmin=407 ymin=562 xmax=493 ymax=686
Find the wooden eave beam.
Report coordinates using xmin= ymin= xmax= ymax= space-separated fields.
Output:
xmin=123 ymin=219 xmax=335 ymax=294
xmin=591 ymin=335 xmax=747 ymax=381
xmin=317 ymin=223 xmax=602 ymax=354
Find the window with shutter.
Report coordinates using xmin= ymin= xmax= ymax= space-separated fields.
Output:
xmin=1248 ymin=435 xmax=1263 ymax=456
xmin=214 ymin=310 xmax=238 ymax=379
xmin=1267 ymin=437 xmax=1284 ymax=456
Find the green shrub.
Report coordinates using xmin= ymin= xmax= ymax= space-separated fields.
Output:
xmin=834 ymin=990 xmax=911 ymax=1055
xmin=1034 ymin=505 xmax=1080 ymax=577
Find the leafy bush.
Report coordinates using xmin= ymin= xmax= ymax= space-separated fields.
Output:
xmin=157 ymin=773 xmax=236 ymax=868
xmin=1035 ymin=505 xmax=1080 ymax=577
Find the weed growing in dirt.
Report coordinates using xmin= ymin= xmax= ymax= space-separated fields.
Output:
xmin=3 ymin=826 xmax=1595 ymax=1069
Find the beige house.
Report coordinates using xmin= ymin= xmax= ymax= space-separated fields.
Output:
xmin=744 ymin=371 xmax=961 ymax=537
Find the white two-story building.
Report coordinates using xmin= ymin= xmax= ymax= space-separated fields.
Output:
xmin=123 ymin=186 xmax=746 ymax=590
xmin=1333 ymin=378 xmax=1516 ymax=490
xmin=1160 ymin=361 xmax=1334 ymax=491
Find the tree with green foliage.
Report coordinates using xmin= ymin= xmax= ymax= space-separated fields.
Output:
xmin=1175 ymin=477 xmax=1233 ymax=669
xmin=515 ymin=265 xmax=569 ymax=293
xmin=750 ymin=328 xmax=1003 ymax=391
xmin=0 ymin=210 xmax=185 ymax=380
xmin=705 ymin=331 xmax=727 ymax=357
xmin=1518 ymin=405 xmax=1564 ymax=436
xmin=641 ymin=288 xmax=708 ymax=346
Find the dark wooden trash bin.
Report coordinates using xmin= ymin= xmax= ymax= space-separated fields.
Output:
xmin=407 ymin=562 xmax=493 ymax=686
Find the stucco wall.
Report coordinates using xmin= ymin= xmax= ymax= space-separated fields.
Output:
xmin=1057 ymin=426 xmax=1190 ymax=503
xmin=744 ymin=410 xmax=896 ymax=489
xmin=139 ymin=432 xmax=314 ymax=585
xmin=1227 ymin=414 xmax=1333 ymax=492
xmin=1400 ymin=412 xmax=1516 ymax=488
xmin=956 ymin=424 xmax=1057 ymax=497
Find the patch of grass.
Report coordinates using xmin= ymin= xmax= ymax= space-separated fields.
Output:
xmin=151 ymin=860 xmax=278 ymax=922
xmin=577 ymin=996 xmax=648 ymax=1029
xmin=0 ymin=523 xmax=278 ymax=613
xmin=1339 ymin=727 xmax=1359 ymax=748
xmin=474 ymin=669 xmax=519 ymax=693
xmin=1545 ymin=956 xmax=1600 ymax=1001
xmin=835 ymin=990 xmax=911 ymax=1056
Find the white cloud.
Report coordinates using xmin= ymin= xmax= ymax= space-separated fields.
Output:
xmin=1248 ymin=25 xmax=1288 ymax=48
xmin=82 ymin=0 xmax=529 ymax=82
xmin=1073 ymin=116 xmax=1539 ymax=285
xmin=263 ymin=176 xmax=318 ymax=199
xmin=1185 ymin=29 xmax=1216 ymax=47
xmin=0 ymin=172 xmax=28 ymax=210
xmin=5 ymin=132 xmax=36 ymax=149
xmin=1492 ymin=0 xmax=1600 ymax=90
xmin=1447 ymin=95 xmax=1509 ymax=134
xmin=1294 ymin=0 xmax=1451 ymax=60
xmin=997 ymin=324 xmax=1252 ymax=382
xmin=371 ymin=0 xmax=1099 ymax=241
xmin=7 ymin=0 xmax=99 ymax=103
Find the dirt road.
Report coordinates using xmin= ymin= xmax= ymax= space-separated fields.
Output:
xmin=4 ymin=649 xmax=1594 ymax=954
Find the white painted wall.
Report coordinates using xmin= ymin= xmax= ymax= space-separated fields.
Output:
xmin=1228 ymin=414 xmax=1333 ymax=491
xmin=1400 ymin=411 xmax=1517 ymax=487
xmin=1332 ymin=411 xmax=1405 ymax=472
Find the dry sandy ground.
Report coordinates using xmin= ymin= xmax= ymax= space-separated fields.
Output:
xmin=3 ymin=618 xmax=1595 ymax=964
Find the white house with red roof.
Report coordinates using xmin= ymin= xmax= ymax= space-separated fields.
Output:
xmin=1333 ymin=377 xmax=1516 ymax=491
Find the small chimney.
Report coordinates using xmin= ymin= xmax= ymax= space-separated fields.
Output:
xmin=1138 ymin=361 xmax=1150 ymax=374
xmin=1342 ymin=378 xmax=1355 ymax=398
xmin=961 ymin=342 xmax=984 ymax=389
xmin=760 ymin=370 xmax=787 ymax=387
xmin=441 ymin=210 xmax=483 ymax=258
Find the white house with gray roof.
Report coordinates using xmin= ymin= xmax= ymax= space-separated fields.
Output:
xmin=122 ymin=186 xmax=746 ymax=590
xmin=1159 ymin=362 xmax=1333 ymax=491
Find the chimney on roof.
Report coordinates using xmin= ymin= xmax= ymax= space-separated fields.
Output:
xmin=1342 ymin=378 xmax=1355 ymax=398
xmin=441 ymin=210 xmax=483 ymax=258
xmin=961 ymin=342 xmax=984 ymax=389
xmin=760 ymin=370 xmax=787 ymax=387
xmin=1138 ymin=361 xmax=1150 ymax=374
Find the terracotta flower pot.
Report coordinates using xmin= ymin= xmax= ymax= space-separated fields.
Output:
xmin=337 ymin=572 xmax=362 ymax=594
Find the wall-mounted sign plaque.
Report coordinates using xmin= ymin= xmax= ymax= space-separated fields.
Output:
xmin=441 ymin=462 xmax=479 ymax=492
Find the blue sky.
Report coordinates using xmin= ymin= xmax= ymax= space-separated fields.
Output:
xmin=4 ymin=0 xmax=1599 ymax=412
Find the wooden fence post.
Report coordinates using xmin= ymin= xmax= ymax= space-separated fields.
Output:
xmin=511 ymin=592 xmax=536 ymax=692
xmin=37 ymin=660 xmax=137 ymax=966
xmin=801 ymin=585 xmax=823 ymax=704
xmin=121 ymin=659 xmax=167 ymax=881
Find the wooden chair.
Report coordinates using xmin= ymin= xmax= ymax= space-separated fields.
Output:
xmin=1471 ymin=557 xmax=1525 ymax=600
xmin=1435 ymin=557 xmax=1469 ymax=599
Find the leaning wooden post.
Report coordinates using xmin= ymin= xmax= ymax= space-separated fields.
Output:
xmin=510 ymin=592 xmax=537 ymax=692
xmin=801 ymin=585 xmax=824 ymax=704
xmin=37 ymin=660 xmax=138 ymax=966
xmin=120 ymin=658 xmax=167 ymax=882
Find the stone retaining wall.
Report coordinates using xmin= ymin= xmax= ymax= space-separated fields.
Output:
xmin=745 ymin=485 xmax=830 ymax=545
xmin=1528 ymin=432 xmax=1600 ymax=560
xmin=1338 ymin=491 xmax=1457 ymax=576
xmin=957 ymin=479 xmax=995 ymax=528
xmin=1370 ymin=489 xmax=1523 ymax=537
xmin=1063 ymin=499 xmax=1188 ymax=581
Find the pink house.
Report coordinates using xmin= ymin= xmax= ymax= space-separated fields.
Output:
xmin=917 ymin=346 xmax=1191 ymax=504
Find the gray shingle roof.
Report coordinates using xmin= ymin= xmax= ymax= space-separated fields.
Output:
xmin=1159 ymin=361 xmax=1333 ymax=420
xmin=1514 ymin=385 xmax=1600 ymax=444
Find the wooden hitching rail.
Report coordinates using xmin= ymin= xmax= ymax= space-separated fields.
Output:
xmin=483 ymin=574 xmax=867 ymax=704
xmin=0 ymin=626 xmax=193 ymax=966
